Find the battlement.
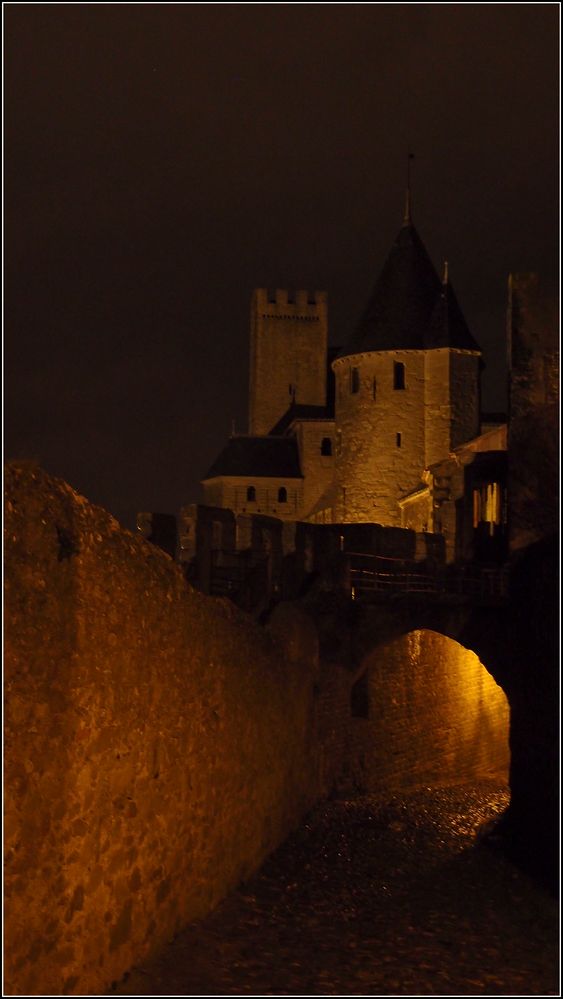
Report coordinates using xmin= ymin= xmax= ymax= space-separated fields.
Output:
xmin=253 ymin=287 xmax=327 ymax=317
xmin=249 ymin=288 xmax=329 ymax=435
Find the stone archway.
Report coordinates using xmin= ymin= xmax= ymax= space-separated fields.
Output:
xmin=344 ymin=629 xmax=510 ymax=792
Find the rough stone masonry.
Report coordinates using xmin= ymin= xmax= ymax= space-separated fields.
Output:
xmin=4 ymin=463 xmax=324 ymax=996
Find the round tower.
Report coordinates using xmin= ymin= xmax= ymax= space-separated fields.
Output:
xmin=330 ymin=217 xmax=481 ymax=526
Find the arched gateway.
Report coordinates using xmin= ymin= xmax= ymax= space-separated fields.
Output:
xmin=345 ymin=629 xmax=509 ymax=791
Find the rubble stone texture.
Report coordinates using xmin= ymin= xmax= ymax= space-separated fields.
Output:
xmin=114 ymin=783 xmax=559 ymax=997
xmin=4 ymin=464 xmax=322 ymax=996
xmin=507 ymin=273 xmax=559 ymax=552
xmin=2 ymin=462 xmax=549 ymax=996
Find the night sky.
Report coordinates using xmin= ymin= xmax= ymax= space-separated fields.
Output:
xmin=5 ymin=5 xmax=558 ymax=528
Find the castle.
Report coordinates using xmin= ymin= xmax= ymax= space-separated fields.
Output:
xmin=200 ymin=196 xmax=507 ymax=562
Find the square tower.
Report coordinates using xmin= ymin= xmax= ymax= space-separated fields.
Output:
xmin=249 ymin=288 xmax=328 ymax=435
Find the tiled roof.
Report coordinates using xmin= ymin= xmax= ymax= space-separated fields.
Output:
xmin=268 ymin=404 xmax=334 ymax=437
xmin=203 ymin=436 xmax=302 ymax=480
xmin=339 ymin=223 xmax=481 ymax=357
xmin=426 ymin=280 xmax=481 ymax=352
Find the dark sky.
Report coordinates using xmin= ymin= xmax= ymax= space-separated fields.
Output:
xmin=5 ymin=5 xmax=559 ymax=527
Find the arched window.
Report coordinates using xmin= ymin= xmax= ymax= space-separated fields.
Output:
xmin=393 ymin=361 xmax=405 ymax=389
xmin=246 ymin=486 xmax=256 ymax=502
xmin=278 ymin=486 xmax=287 ymax=503
xmin=321 ymin=437 xmax=332 ymax=456
xmin=350 ymin=367 xmax=360 ymax=393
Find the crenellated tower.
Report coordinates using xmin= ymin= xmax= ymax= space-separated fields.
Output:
xmin=249 ymin=288 xmax=328 ymax=435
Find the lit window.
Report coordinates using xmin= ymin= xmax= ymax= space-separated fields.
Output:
xmin=247 ymin=486 xmax=256 ymax=502
xmin=394 ymin=361 xmax=405 ymax=390
xmin=278 ymin=486 xmax=287 ymax=503
xmin=472 ymin=482 xmax=503 ymax=535
xmin=321 ymin=437 xmax=332 ymax=456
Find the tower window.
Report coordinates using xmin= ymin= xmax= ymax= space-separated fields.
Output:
xmin=246 ymin=486 xmax=256 ymax=502
xmin=350 ymin=367 xmax=360 ymax=393
xmin=278 ymin=486 xmax=287 ymax=503
xmin=393 ymin=361 xmax=405 ymax=390
xmin=396 ymin=432 xmax=402 ymax=447
xmin=321 ymin=437 xmax=332 ymax=456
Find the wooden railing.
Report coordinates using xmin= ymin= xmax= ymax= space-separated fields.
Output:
xmin=209 ymin=549 xmax=271 ymax=597
xmin=206 ymin=547 xmax=509 ymax=606
xmin=347 ymin=552 xmax=509 ymax=604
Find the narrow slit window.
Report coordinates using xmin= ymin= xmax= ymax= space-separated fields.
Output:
xmin=396 ymin=432 xmax=402 ymax=447
xmin=393 ymin=361 xmax=405 ymax=390
xmin=350 ymin=367 xmax=360 ymax=394
xmin=277 ymin=486 xmax=287 ymax=503
xmin=321 ymin=437 xmax=332 ymax=456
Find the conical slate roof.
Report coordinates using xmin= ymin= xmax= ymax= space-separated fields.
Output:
xmin=339 ymin=223 xmax=481 ymax=357
xmin=426 ymin=279 xmax=481 ymax=352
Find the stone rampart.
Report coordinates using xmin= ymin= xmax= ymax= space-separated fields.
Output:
xmin=4 ymin=465 xmax=324 ymax=996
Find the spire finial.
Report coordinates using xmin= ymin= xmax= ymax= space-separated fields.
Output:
xmin=403 ymin=152 xmax=414 ymax=225
xmin=443 ymin=260 xmax=449 ymax=285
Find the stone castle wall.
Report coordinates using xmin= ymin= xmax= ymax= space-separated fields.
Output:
xmin=249 ymin=289 xmax=328 ymax=435
xmin=4 ymin=465 xmax=326 ymax=996
xmin=345 ymin=630 xmax=509 ymax=792
xmin=202 ymin=474 xmax=303 ymax=520
xmin=424 ymin=349 xmax=480 ymax=463
xmin=7 ymin=463 xmax=546 ymax=994
xmin=507 ymin=273 xmax=559 ymax=551
xmin=332 ymin=351 xmax=427 ymax=524
xmin=295 ymin=419 xmax=335 ymax=517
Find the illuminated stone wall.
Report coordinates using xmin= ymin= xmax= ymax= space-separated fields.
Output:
xmin=202 ymin=474 xmax=303 ymax=520
xmin=424 ymin=349 xmax=480 ymax=463
xmin=332 ymin=350 xmax=427 ymax=524
xmin=4 ymin=465 xmax=324 ymax=996
xmin=249 ymin=288 xmax=328 ymax=436
xmin=294 ymin=418 xmax=336 ymax=517
xmin=346 ymin=630 xmax=510 ymax=791
xmin=330 ymin=348 xmax=481 ymax=527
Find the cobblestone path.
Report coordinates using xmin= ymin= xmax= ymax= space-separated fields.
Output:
xmin=114 ymin=781 xmax=559 ymax=996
